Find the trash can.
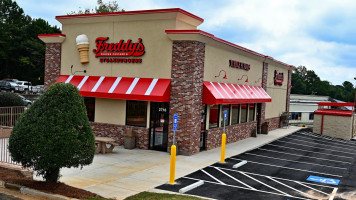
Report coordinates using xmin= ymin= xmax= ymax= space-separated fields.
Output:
xmin=124 ymin=128 xmax=136 ymax=149
xmin=261 ymin=122 xmax=269 ymax=134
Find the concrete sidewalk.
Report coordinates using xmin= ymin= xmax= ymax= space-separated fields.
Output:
xmin=58 ymin=126 xmax=301 ymax=200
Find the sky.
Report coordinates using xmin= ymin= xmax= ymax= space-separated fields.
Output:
xmin=15 ymin=0 xmax=356 ymax=86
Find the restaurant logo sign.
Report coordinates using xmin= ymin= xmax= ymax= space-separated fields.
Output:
xmin=274 ymin=70 xmax=284 ymax=86
xmin=229 ymin=60 xmax=250 ymax=71
xmin=93 ymin=37 xmax=145 ymax=63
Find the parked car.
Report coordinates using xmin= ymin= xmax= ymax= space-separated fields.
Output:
xmin=32 ymin=85 xmax=44 ymax=94
xmin=16 ymin=81 xmax=33 ymax=94
xmin=0 ymin=80 xmax=21 ymax=93
xmin=18 ymin=95 xmax=32 ymax=106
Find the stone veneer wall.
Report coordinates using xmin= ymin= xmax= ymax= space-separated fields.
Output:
xmin=90 ymin=122 xmax=149 ymax=149
xmin=265 ymin=117 xmax=280 ymax=131
xmin=313 ymin=114 xmax=353 ymax=140
xmin=169 ymin=41 xmax=205 ymax=156
xmin=206 ymin=121 xmax=257 ymax=150
xmin=44 ymin=43 xmax=61 ymax=90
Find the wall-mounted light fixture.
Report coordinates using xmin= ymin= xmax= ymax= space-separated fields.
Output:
xmin=255 ymin=78 xmax=264 ymax=86
xmin=238 ymin=75 xmax=249 ymax=83
xmin=71 ymin=65 xmax=87 ymax=75
xmin=215 ymin=70 xmax=228 ymax=79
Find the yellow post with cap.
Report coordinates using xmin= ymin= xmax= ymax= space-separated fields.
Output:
xmin=169 ymin=145 xmax=176 ymax=184
xmin=220 ymin=133 xmax=226 ymax=163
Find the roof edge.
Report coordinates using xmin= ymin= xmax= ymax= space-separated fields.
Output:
xmin=55 ymin=8 xmax=204 ymax=22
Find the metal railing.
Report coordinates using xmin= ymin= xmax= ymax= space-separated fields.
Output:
xmin=0 ymin=138 xmax=17 ymax=165
xmin=0 ymin=106 xmax=26 ymax=128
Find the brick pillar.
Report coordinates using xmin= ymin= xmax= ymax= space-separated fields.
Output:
xmin=169 ymin=41 xmax=205 ymax=156
xmin=261 ymin=62 xmax=268 ymax=122
xmin=286 ymin=70 xmax=292 ymax=112
xmin=44 ymin=43 xmax=61 ymax=90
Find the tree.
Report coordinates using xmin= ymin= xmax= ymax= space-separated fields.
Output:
xmin=0 ymin=0 xmax=60 ymax=85
xmin=9 ymin=83 xmax=95 ymax=182
xmin=291 ymin=65 xmax=355 ymax=102
xmin=68 ymin=0 xmax=124 ymax=15
xmin=0 ymin=92 xmax=24 ymax=107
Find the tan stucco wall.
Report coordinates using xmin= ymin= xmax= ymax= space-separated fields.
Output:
xmin=313 ymin=114 xmax=354 ymax=140
xmin=204 ymin=44 xmax=263 ymax=86
xmin=265 ymin=63 xmax=288 ymax=119
xmin=61 ymin=19 xmax=177 ymax=79
xmin=95 ymin=98 xmax=126 ymax=125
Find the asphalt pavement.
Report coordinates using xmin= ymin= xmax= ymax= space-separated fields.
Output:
xmin=157 ymin=128 xmax=356 ymax=200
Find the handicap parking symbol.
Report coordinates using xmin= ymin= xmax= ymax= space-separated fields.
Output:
xmin=307 ymin=175 xmax=340 ymax=185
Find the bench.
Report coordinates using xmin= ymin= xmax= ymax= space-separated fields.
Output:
xmin=95 ymin=137 xmax=119 ymax=154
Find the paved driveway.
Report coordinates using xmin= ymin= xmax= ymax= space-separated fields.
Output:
xmin=157 ymin=129 xmax=356 ymax=200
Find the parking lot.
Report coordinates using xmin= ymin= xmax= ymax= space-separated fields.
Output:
xmin=157 ymin=129 xmax=356 ymax=200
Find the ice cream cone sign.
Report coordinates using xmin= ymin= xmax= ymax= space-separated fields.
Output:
xmin=76 ymin=34 xmax=90 ymax=64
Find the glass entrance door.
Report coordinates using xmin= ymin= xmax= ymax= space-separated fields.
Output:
xmin=149 ymin=102 xmax=169 ymax=151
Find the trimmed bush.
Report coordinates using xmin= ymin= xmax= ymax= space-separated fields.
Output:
xmin=9 ymin=83 xmax=95 ymax=182
xmin=0 ymin=92 xmax=24 ymax=107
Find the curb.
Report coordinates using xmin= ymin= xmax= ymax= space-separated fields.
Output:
xmin=0 ymin=180 xmax=78 ymax=200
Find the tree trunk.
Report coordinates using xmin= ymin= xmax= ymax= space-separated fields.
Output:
xmin=44 ymin=168 xmax=60 ymax=182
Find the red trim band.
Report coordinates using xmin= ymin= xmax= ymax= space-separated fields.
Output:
xmin=314 ymin=109 xmax=353 ymax=117
xmin=38 ymin=33 xmax=66 ymax=38
xmin=56 ymin=8 xmax=204 ymax=22
xmin=317 ymin=102 xmax=354 ymax=107
xmin=166 ymin=30 xmax=291 ymax=68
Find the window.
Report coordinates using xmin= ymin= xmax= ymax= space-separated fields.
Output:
xmin=126 ymin=100 xmax=147 ymax=127
xmin=84 ymin=97 xmax=95 ymax=122
xmin=209 ymin=104 xmax=219 ymax=129
xmin=309 ymin=112 xmax=314 ymax=120
xmin=291 ymin=112 xmax=302 ymax=120
xmin=248 ymin=104 xmax=255 ymax=122
xmin=221 ymin=104 xmax=230 ymax=127
xmin=231 ymin=104 xmax=240 ymax=124
xmin=240 ymin=104 xmax=248 ymax=123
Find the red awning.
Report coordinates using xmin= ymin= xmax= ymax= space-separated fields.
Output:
xmin=203 ymin=81 xmax=271 ymax=104
xmin=56 ymin=75 xmax=171 ymax=102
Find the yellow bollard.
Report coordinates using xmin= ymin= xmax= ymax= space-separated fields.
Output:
xmin=169 ymin=145 xmax=176 ymax=184
xmin=220 ymin=133 xmax=226 ymax=163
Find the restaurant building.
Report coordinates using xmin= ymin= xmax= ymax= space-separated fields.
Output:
xmin=38 ymin=8 xmax=294 ymax=155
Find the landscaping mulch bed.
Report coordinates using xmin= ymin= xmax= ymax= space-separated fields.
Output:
xmin=0 ymin=166 xmax=105 ymax=199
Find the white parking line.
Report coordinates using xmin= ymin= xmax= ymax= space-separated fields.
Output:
xmin=238 ymin=171 xmax=291 ymax=196
xmin=244 ymin=152 xmax=348 ymax=170
xmin=201 ymin=169 xmax=225 ymax=185
xmin=212 ymin=166 xmax=336 ymax=189
xmin=229 ymin=158 xmax=343 ymax=177
xmin=214 ymin=167 xmax=256 ymax=190
xmin=274 ymin=140 xmax=356 ymax=155
xmin=298 ymin=132 xmax=355 ymax=145
xmin=292 ymin=134 xmax=356 ymax=149
xmin=280 ymin=136 xmax=356 ymax=152
xmin=295 ymin=181 xmax=329 ymax=195
xmin=267 ymin=144 xmax=353 ymax=160
xmin=267 ymin=176 xmax=308 ymax=195
xmin=258 ymin=148 xmax=352 ymax=164
xmin=182 ymin=177 xmax=311 ymax=200
xmin=329 ymin=188 xmax=338 ymax=200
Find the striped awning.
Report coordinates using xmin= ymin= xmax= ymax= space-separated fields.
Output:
xmin=203 ymin=81 xmax=271 ymax=104
xmin=56 ymin=75 xmax=171 ymax=102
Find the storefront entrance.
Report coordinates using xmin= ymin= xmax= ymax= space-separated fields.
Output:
xmin=149 ymin=102 xmax=169 ymax=151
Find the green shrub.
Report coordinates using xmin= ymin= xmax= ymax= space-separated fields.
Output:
xmin=0 ymin=92 xmax=24 ymax=107
xmin=9 ymin=83 xmax=95 ymax=182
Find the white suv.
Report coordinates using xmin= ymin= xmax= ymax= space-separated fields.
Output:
xmin=16 ymin=81 xmax=33 ymax=94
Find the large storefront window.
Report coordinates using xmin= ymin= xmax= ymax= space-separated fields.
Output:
xmin=240 ymin=104 xmax=248 ymax=123
xmin=248 ymin=104 xmax=255 ymax=122
xmin=231 ymin=104 xmax=240 ymax=124
xmin=209 ymin=104 xmax=219 ymax=129
xmin=84 ymin=97 xmax=95 ymax=122
xmin=221 ymin=104 xmax=230 ymax=127
xmin=126 ymin=100 xmax=147 ymax=127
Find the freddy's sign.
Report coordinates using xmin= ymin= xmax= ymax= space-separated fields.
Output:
xmin=229 ymin=60 xmax=250 ymax=71
xmin=274 ymin=70 xmax=284 ymax=86
xmin=93 ymin=37 xmax=145 ymax=63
